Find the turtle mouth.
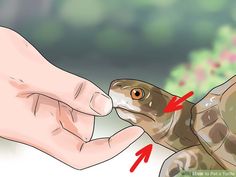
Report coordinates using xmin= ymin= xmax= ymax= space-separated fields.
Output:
xmin=115 ymin=107 xmax=156 ymax=122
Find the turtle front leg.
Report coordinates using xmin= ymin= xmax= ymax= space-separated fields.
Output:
xmin=159 ymin=145 xmax=223 ymax=177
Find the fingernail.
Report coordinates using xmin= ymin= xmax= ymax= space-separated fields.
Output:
xmin=90 ymin=92 xmax=113 ymax=115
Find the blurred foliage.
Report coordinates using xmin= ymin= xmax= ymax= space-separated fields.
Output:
xmin=96 ymin=27 xmax=133 ymax=51
xmin=31 ymin=21 xmax=64 ymax=46
xmin=59 ymin=0 xmax=106 ymax=28
xmin=164 ymin=26 xmax=236 ymax=101
xmin=1 ymin=0 xmax=235 ymax=61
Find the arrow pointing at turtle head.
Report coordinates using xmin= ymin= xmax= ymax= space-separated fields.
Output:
xmin=163 ymin=91 xmax=194 ymax=113
xmin=130 ymin=144 xmax=153 ymax=173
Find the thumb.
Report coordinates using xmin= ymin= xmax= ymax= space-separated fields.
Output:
xmin=29 ymin=64 xmax=112 ymax=116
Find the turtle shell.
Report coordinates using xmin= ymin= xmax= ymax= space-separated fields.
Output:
xmin=191 ymin=75 xmax=236 ymax=169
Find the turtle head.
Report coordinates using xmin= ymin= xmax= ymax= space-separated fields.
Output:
xmin=109 ymin=79 xmax=171 ymax=126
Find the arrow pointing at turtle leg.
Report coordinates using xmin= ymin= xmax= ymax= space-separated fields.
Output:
xmin=163 ymin=91 xmax=194 ymax=113
xmin=130 ymin=144 xmax=153 ymax=173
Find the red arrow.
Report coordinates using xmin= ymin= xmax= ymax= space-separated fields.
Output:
xmin=130 ymin=144 xmax=153 ymax=173
xmin=163 ymin=91 xmax=194 ymax=113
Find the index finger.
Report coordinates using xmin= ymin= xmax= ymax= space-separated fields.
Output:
xmin=78 ymin=126 xmax=144 ymax=169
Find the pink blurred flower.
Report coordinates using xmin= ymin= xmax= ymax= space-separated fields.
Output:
xmin=220 ymin=51 xmax=236 ymax=62
xmin=208 ymin=60 xmax=221 ymax=68
xmin=232 ymin=36 xmax=236 ymax=45
xmin=178 ymin=80 xmax=185 ymax=86
xmin=195 ymin=68 xmax=206 ymax=81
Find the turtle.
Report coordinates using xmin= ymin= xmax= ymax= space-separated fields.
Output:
xmin=108 ymin=76 xmax=236 ymax=177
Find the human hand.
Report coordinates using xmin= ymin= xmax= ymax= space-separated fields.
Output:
xmin=0 ymin=27 xmax=144 ymax=169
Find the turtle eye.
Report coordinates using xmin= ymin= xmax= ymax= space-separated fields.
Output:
xmin=130 ymin=88 xmax=145 ymax=100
